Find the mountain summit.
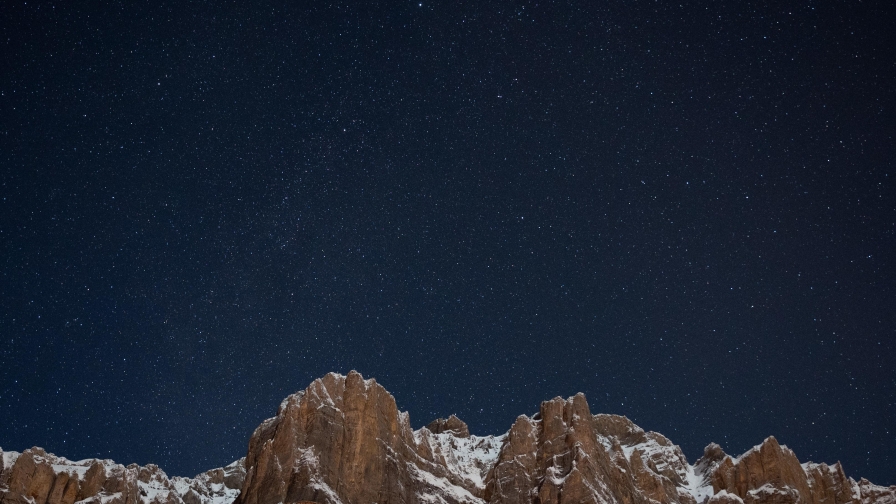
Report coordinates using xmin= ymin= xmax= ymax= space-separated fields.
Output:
xmin=3 ymin=371 xmax=894 ymax=504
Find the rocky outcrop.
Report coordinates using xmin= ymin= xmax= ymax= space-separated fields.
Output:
xmin=858 ymin=479 xmax=896 ymax=504
xmin=708 ymin=490 xmax=746 ymax=504
xmin=232 ymin=372 xmax=894 ymax=504
xmin=232 ymin=371 xmax=502 ymax=504
xmin=4 ymin=372 xmax=895 ymax=504
xmin=482 ymin=396 xmax=700 ymax=504
xmin=173 ymin=459 xmax=245 ymax=504
xmin=710 ymin=437 xmax=896 ymax=504
xmin=427 ymin=415 xmax=471 ymax=438
xmin=0 ymin=447 xmax=243 ymax=504
xmin=712 ymin=436 xmax=811 ymax=504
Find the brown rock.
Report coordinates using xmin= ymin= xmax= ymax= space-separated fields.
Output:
xmin=427 ymin=414 xmax=471 ymax=438
xmin=482 ymin=415 xmax=539 ymax=504
xmin=232 ymin=375 xmax=895 ymax=504
xmin=804 ymin=462 xmax=855 ymax=504
xmin=702 ymin=443 xmax=728 ymax=464
xmin=708 ymin=490 xmax=746 ymax=504
xmin=712 ymin=437 xmax=809 ymax=501
xmin=857 ymin=478 xmax=896 ymax=504
xmin=593 ymin=413 xmax=649 ymax=445
xmin=485 ymin=393 xmax=658 ymax=504
xmin=235 ymin=371 xmax=482 ymax=504
xmin=4 ymin=373 xmax=896 ymax=504
xmin=0 ymin=447 xmax=243 ymax=504
xmin=0 ymin=449 xmax=14 ymax=485
xmin=45 ymin=471 xmax=78 ymax=504
xmin=706 ymin=436 xmax=891 ymax=504
xmin=630 ymin=447 xmax=672 ymax=503
xmin=77 ymin=461 xmax=107 ymax=501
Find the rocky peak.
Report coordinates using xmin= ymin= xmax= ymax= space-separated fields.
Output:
xmin=858 ymin=479 xmax=896 ymax=504
xmin=593 ymin=413 xmax=649 ymax=445
xmin=694 ymin=443 xmax=729 ymax=487
xmin=702 ymin=443 xmax=728 ymax=464
xmin=0 ymin=447 xmax=243 ymax=504
xmin=5 ymin=373 xmax=896 ymax=504
xmin=708 ymin=435 xmax=880 ymax=504
xmin=486 ymin=393 xmax=660 ymax=504
xmin=712 ymin=436 xmax=809 ymax=501
xmin=235 ymin=370 xmax=488 ymax=504
xmin=426 ymin=414 xmax=471 ymax=438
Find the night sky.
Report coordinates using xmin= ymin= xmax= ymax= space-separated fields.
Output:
xmin=2 ymin=0 xmax=894 ymax=486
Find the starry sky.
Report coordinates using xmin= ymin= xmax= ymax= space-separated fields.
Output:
xmin=2 ymin=0 xmax=894 ymax=486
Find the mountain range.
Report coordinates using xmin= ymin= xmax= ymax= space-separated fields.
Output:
xmin=2 ymin=371 xmax=893 ymax=504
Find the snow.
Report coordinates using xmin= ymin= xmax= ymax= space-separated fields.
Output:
xmin=138 ymin=480 xmax=174 ymax=503
xmin=210 ymin=489 xmax=240 ymax=504
xmin=545 ymin=462 xmax=572 ymax=486
xmin=407 ymin=462 xmax=483 ymax=504
xmin=3 ymin=450 xmax=21 ymax=469
xmin=52 ymin=463 xmax=91 ymax=477
xmin=170 ymin=478 xmax=193 ymax=496
xmin=748 ymin=483 xmax=798 ymax=499
xmin=99 ymin=492 xmax=123 ymax=504
xmin=614 ymin=427 xmax=720 ymax=504
xmin=683 ymin=463 xmax=715 ymax=503
xmin=712 ymin=490 xmax=744 ymax=504
xmin=417 ymin=431 xmax=506 ymax=490
xmin=619 ymin=434 xmax=689 ymax=483
xmin=596 ymin=434 xmax=613 ymax=452
xmin=802 ymin=461 xmax=840 ymax=476
xmin=308 ymin=480 xmax=344 ymax=504
xmin=732 ymin=437 xmax=792 ymax=465
xmin=1 ymin=446 xmax=244 ymax=504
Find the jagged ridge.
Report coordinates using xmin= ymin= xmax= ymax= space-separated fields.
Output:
xmin=3 ymin=371 xmax=894 ymax=504
xmin=0 ymin=447 xmax=244 ymax=504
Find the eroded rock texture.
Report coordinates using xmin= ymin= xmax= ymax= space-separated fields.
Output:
xmin=232 ymin=371 xmax=501 ymax=504
xmin=233 ymin=372 xmax=895 ymax=504
xmin=0 ymin=447 xmax=243 ymax=504
xmin=711 ymin=436 xmax=894 ymax=504
xmin=4 ymin=371 xmax=895 ymax=504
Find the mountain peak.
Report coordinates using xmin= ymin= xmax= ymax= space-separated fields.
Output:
xmin=426 ymin=414 xmax=471 ymax=438
xmin=3 ymin=373 xmax=894 ymax=504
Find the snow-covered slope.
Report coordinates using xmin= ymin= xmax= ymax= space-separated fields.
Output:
xmin=415 ymin=430 xmax=506 ymax=491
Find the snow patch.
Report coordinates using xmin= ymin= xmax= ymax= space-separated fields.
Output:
xmin=620 ymin=433 xmax=690 ymax=483
xmin=138 ymin=480 xmax=174 ymax=503
xmin=683 ymin=463 xmax=714 ymax=503
xmin=3 ymin=450 xmax=21 ymax=470
xmin=52 ymin=463 xmax=91 ymax=477
xmin=417 ymin=431 xmax=506 ymax=490
xmin=407 ymin=462 xmax=483 ymax=504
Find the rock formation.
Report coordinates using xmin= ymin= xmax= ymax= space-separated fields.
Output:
xmin=427 ymin=415 xmax=471 ymax=438
xmin=709 ymin=436 xmax=888 ymax=504
xmin=232 ymin=371 xmax=502 ymax=504
xmin=3 ymin=371 xmax=895 ymax=504
xmin=232 ymin=372 xmax=895 ymax=504
xmin=0 ymin=447 xmax=244 ymax=504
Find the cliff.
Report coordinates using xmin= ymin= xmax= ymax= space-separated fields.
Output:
xmin=3 ymin=371 xmax=894 ymax=504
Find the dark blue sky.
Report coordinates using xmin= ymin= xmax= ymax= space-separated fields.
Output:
xmin=2 ymin=0 xmax=894 ymax=486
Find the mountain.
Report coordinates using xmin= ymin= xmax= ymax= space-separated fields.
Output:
xmin=3 ymin=371 xmax=894 ymax=504
xmin=0 ymin=447 xmax=244 ymax=504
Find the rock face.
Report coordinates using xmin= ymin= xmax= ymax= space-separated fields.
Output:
xmin=482 ymin=395 xmax=705 ymax=504
xmin=427 ymin=415 xmax=472 ymax=438
xmin=233 ymin=372 xmax=895 ymax=504
xmin=710 ymin=436 xmax=894 ymax=504
xmin=232 ymin=371 xmax=502 ymax=504
xmin=0 ymin=447 xmax=244 ymax=504
xmin=4 ymin=371 xmax=896 ymax=504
